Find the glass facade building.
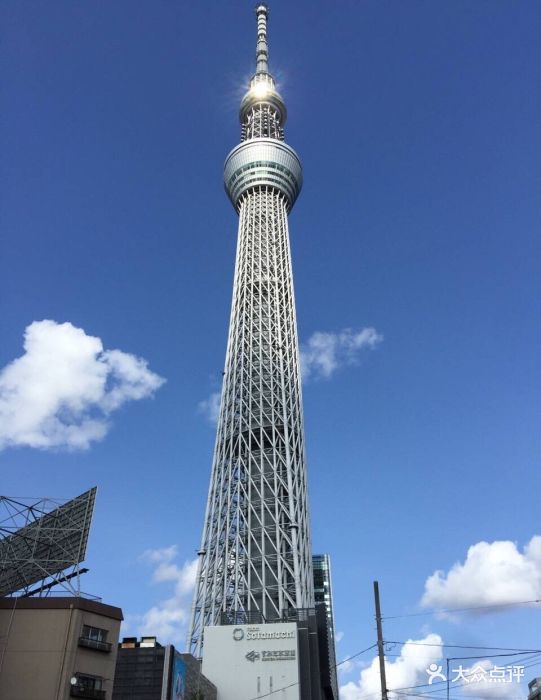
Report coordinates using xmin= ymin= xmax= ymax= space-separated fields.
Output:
xmin=313 ymin=554 xmax=338 ymax=700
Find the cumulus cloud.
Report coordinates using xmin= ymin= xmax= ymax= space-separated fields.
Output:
xmin=421 ymin=536 xmax=541 ymax=613
xmin=340 ymin=634 xmax=443 ymax=700
xmin=139 ymin=545 xmax=178 ymax=566
xmin=458 ymin=659 xmax=525 ymax=700
xmin=300 ymin=327 xmax=383 ymax=381
xmin=198 ymin=391 xmax=221 ymax=424
xmin=0 ymin=320 xmax=165 ymax=451
xmin=132 ymin=546 xmax=198 ymax=643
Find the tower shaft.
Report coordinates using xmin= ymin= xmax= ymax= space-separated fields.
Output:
xmin=188 ymin=6 xmax=312 ymax=658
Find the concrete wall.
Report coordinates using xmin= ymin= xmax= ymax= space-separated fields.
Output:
xmin=0 ymin=597 xmax=122 ymax=700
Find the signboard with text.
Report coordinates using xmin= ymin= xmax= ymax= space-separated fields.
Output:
xmin=202 ymin=622 xmax=300 ymax=700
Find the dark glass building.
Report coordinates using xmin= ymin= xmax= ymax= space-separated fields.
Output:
xmin=313 ymin=554 xmax=338 ymax=700
xmin=112 ymin=637 xmax=216 ymax=700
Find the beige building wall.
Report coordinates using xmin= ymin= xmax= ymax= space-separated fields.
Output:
xmin=0 ymin=597 xmax=122 ymax=700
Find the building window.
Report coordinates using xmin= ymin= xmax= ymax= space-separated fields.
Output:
xmin=70 ymin=673 xmax=105 ymax=699
xmin=82 ymin=625 xmax=107 ymax=642
xmin=79 ymin=675 xmax=102 ymax=690
xmin=78 ymin=625 xmax=112 ymax=652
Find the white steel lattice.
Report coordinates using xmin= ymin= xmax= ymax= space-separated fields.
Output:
xmin=187 ymin=5 xmax=313 ymax=658
xmin=242 ymin=104 xmax=284 ymax=141
xmin=0 ymin=488 xmax=96 ymax=596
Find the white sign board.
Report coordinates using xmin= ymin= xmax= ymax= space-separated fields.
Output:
xmin=202 ymin=622 xmax=300 ymax=700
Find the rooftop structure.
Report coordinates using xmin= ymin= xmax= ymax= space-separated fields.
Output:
xmin=0 ymin=487 xmax=96 ymax=597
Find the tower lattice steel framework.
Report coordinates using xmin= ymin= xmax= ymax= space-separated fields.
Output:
xmin=187 ymin=5 xmax=313 ymax=657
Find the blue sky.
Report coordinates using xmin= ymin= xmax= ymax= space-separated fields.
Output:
xmin=1 ymin=1 xmax=540 ymax=697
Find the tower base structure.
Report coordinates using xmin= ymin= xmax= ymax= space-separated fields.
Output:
xmin=201 ymin=611 xmax=325 ymax=700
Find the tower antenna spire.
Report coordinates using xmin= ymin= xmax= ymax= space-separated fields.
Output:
xmin=255 ymin=4 xmax=269 ymax=74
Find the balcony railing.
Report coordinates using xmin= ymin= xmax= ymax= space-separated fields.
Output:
xmin=78 ymin=636 xmax=112 ymax=652
xmin=70 ymin=686 xmax=106 ymax=699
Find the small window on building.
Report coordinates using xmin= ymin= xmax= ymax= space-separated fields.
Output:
xmin=78 ymin=625 xmax=111 ymax=652
xmin=81 ymin=625 xmax=108 ymax=643
xmin=73 ymin=673 xmax=102 ymax=690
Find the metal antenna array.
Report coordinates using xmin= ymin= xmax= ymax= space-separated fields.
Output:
xmin=187 ymin=6 xmax=312 ymax=657
xmin=0 ymin=487 xmax=96 ymax=597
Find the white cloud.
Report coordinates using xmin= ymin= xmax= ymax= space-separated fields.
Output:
xmin=421 ymin=536 xmax=541 ymax=613
xmin=458 ymin=659 xmax=525 ymax=700
xmin=340 ymin=634 xmax=443 ymax=700
xmin=0 ymin=320 xmax=165 ymax=451
xmin=300 ymin=327 xmax=383 ymax=381
xmin=133 ymin=603 xmax=188 ymax=644
xmin=130 ymin=546 xmax=198 ymax=644
xmin=198 ymin=390 xmax=221 ymax=424
xmin=140 ymin=545 xmax=178 ymax=565
xmin=337 ymin=658 xmax=356 ymax=677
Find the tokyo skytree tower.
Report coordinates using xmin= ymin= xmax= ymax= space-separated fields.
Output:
xmin=188 ymin=5 xmax=313 ymax=657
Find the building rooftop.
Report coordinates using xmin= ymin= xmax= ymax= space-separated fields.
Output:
xmin=0 ymin=595 xmax=123 ymax=621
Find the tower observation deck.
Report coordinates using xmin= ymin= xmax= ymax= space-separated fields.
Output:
xmin=187 ymin=5 xmax=313 ymax=658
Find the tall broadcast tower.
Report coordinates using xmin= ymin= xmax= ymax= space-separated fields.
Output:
xmin=188 ymin=5 xmax=314 ymax=659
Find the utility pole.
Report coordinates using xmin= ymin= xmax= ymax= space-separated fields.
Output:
xmin=374 ymin=580 xmax=389 ymax=700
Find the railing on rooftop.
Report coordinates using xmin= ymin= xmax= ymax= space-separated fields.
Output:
xmin=220 ymin=607 xmax=315 ymax=625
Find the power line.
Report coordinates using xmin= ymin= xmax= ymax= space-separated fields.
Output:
xmin=388 ymin=653 xmax=541 ymax=694
xmin=397 ymin=692 xmax=525 ymax=700
xmin=248 ymin=680 xmax=300 ymax=699
xmin=384 ymin=652 xmax=541 ymax=700
xmin=384 ymin=650 xmax=541 ymax=661
xmin=317 ymin=649 xmax=541 ymax=700
xmin=337 ymin=643 xmax=378 ymax=667
xmin=246 ymin=642 xmax=378 ymax=700
xmin=386 ymin=641 xmax=541 ymax=653
xmin=383 ymin=599 xmax=541 ymax=620
xmin=247 ymin=617 xmax=540 ymax=699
